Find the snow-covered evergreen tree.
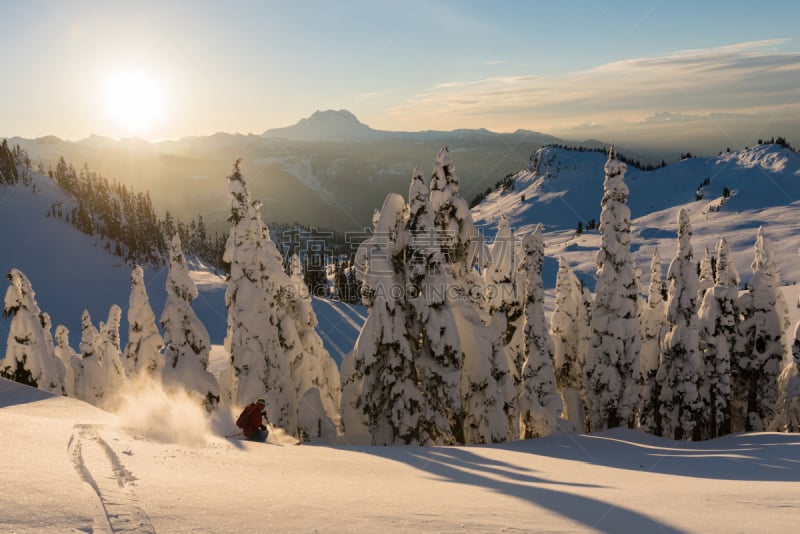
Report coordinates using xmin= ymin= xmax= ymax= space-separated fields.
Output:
xmin=771 ymin=322 xmax=800 ymax=432
xmin=1 ymin=269 xmax=64 ymax=394
xmin=124 ymin=265 xmax=163 ymax=378
xmin=639 ymin=249 xmax=667 ymax=434
xmin=659 ymin=209 xmax=703 ymax=440
xmin=697 ymin=247 xmax=715 ymax=298
xmin=286 ymin=253 xmax=342 ymax=433
xmin=485 ymin=216 xmax=525 ymax=394
xmin=98 ymin=304 xmax=126 ymax=407
xmin=161 ymin=235 xmax=219 ymax=410
xmin=550 ymin=257 xmax=590 ymax=432
xmin=54 ymin=325 xmax=79 ymax=397
xmin=405 ymin=166 xmax=462 ymax=444
xmin=585 ymin=147 xmax=641 ymax=431
xmin=427 ymin=150 xmax=511 ymax=443
xmin=697 ymin=238 xmax=738 ymax=438
xmin=339 ymin=351 xmax=367 ymax=439
xmin=73 ymin=310 xmax=106 ymax=406
xmin=342 ymin=209 xmax=384 ymax=438
xmin=428 ymin=146 xmax=484 ymax=286
xmin=354 ymin=194 xmax=425 ymax=445
xmin=39 ymin=312 xmax=67 ymax=392
xmin=518 ymin=227 xmax=562 ymax=438
xmin=459 ymin=316 xmax=514 ymax=444
xmin=735 ymin=227 xmax=788 ymax=431
xmin=223 ymin=161 xmax=292 ymax=426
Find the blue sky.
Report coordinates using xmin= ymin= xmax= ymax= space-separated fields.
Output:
xmin=2 ymin=0 xmax=799 ymax=150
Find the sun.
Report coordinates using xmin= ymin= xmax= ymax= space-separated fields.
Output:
xmin=105 ymin=71 xmax=164 ymax=136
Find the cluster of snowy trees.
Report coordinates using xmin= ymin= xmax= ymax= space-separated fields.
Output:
xmin=630 ymin=211 xmax=800 ymax=438
xmin=0 ymin=244 xmax=218 ymax=412
xmin=1 ymin=159 xmax=342 ymax=442
xmin=343 ymin=146 xmax=800 ymax=444
xmin=546 ymin=149 xmax=799 ymax=439
xmin=43 ymin=156 xmax=232 ymax=269
xmin=47 ymin=155 xmax=360 ymax=281
xmin=3 ymin=148 xmax=799 ymax=444
xmin=341 ymin=149 xmax=566 ymax=445
xmin=49 ymin=157 xmax=168 ymax=266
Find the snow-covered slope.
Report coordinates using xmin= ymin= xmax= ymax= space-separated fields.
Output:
xmin=473 ymin=144 xmax=800 ymax=289
xmin=0 ymin=173 xmax=159 ymax=346
xmin=2 ymin=377 xmax=798 ymax=532
xmin=0 ymin=172 xmax=363 ymax=364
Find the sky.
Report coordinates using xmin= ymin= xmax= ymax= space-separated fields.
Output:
xmin=2 ymin=0 xmax=800 ymax=151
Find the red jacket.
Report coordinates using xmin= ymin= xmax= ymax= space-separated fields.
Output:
xmin=236 ymin=403 xmax=266 ymax=438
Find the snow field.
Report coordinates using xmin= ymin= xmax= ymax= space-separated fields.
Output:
xmin=2 ymin=378 xmax=799 ymax=533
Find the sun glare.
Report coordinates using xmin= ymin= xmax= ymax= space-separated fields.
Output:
xmin=106 ymin=71 xmax=164 ymax=136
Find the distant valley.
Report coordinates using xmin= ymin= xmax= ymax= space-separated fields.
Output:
xmin=10 ymin=110 xmax=665 ymax=234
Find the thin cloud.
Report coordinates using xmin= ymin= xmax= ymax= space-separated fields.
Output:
xmin=595 ymin=38 xmax=791 ymax=72
xmin=387 ymin=40 xmax=800 ymax=146
xmin=353 ymin=91 xmax=384 ymax=101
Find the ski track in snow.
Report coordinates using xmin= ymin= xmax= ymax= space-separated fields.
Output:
xmin=68 ymin=424 xmax=156 ymax=534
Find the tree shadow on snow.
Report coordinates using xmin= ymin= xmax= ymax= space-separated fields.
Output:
xmin=353 ymin=443 xmax=687 ymax=534
xmin=500 ymin=428 xmax=800 ymax=483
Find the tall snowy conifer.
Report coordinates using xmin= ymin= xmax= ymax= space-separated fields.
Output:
xmin=585 ymin=147 xmax=641 ymax=431
xmin=550 ymin=257 xmax=590 ymax=432
xmin=405 ymin=166 xmax=462 ymax=444
xmin=697 ymin=247 xmax=715 ymax=298
xmin=735 ymin=227 xmax=787 ymax=431
xmin=459 ymin=319 xmax=513 ymax=444
xmin=485 ymin=216 xmax=526 ymax=392
xmin=697 ymin=238 xmax=738 ymax=438
xmin=124 ymin=265 xmax=164 ymax=378
xmin=518 ymin=227 xmax=562 ymax=438
xmin=659 ymin=209 xmax=703 ymax=440
xmin=40 ymin=312 xmax=67 ymax=392
xmin=161 ymin=235 xmax=219 ymax=410
xmin=286 ymin=253 xmax=341 ymax=436
xmin=223 ymin=161 xmax=292 ymax=426
xmin=354 ymin=194 xmax=425 ymax=445
xmin=639 ymin=249 xmax=667 ymax=434
xmin=1 ymin=269 xmax=64 ymax=394
xmin=341 ymin=208 xmax=385 ymax=439
xmin=428 ymin=150 xmax=511 ymax=444
xmin=74 ymin=310 xmax=106 ymax=405
xmin=338 ymin=350 xmax=366 ymax=439
xmin=428 ymin=146 xmax=485 ymax=286
xmin=98 ymin=305 xmax=126 ymax=406
xmin=54 ymin=325 xmax=79 ymax=397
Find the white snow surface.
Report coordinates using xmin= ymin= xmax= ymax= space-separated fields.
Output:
xmin=2 ymin=376 xmax=799 ymax=533
xmin=473 ymin=144 xmax=800 ymax=291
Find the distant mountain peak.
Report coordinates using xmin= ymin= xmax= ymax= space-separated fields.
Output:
xmin=263 ymin=109 xmax=381 ymax=142
xmin=306 ymin=109 xmax=362 ymax=124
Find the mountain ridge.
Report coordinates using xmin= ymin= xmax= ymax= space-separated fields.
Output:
xmin=471 ymin=142 xmax=800 ymax=290
xmin=5 ymin=111 xmax=566 ymax=232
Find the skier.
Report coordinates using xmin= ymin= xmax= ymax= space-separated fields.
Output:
xmin=236 ymin=398 xmax=269 ymax=442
